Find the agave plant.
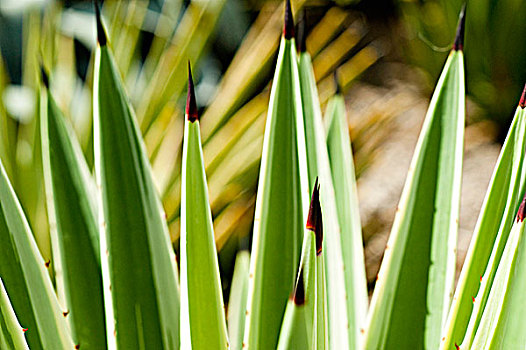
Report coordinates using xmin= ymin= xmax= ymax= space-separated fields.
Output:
xmin=1 ymin=0 xmax=526 ymax=350
xmin=0 ymin=0 xmax=383 ymax=265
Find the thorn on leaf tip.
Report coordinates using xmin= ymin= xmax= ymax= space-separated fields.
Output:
xmin=293 ymin=268 xmax=305 ymax=305
xmin=186 ymin=62 xmax=199 ymax=122
xmin=519 ymin=83 xmax=526 ymax=108
xmin=284 ymin=0 xmax=294 ymax=40
xmin=452 ymin=4 xmax=466 ymax=51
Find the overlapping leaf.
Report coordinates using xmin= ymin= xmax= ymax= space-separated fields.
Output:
xmin=93 ymin=10 xmax=180 ymax=349
xmin=228 ymin=250 xmax=250 ymax=350
xmin=298 ymin=46 xmax=365 ymax=348
xmin=243 ymin=4 xmax=309 ymax=348
xmin=0 ymin=159 xmax=73 ymax=350
xmin=470 ymin=198 xmax=526 ymax=349
xmin=180 ymin=67 xmax=229 ymax=349
xmin=442 ymin=95 xmax=526 ymax=350
xmin=277 ymin=183 xmax=321 ymax=350
xmin=0 ymin=278 xmax=29 ymax=350
xmin=41 ymin=78 xmax=106 ymax=349
xmin=364 ymin=9 xmax=465 ymax=349
xmin=324 ymin=89 xmax=369 ymax=349
xmin=277 ymin=254 xmax=315 ymax=350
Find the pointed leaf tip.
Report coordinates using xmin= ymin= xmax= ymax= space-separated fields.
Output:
xmin=94 ymin=0 xmax=107 ymax=46
xmin=293 ymin=267 xmax=305 ymax=306
xmin=519 ymin=83 xmax=526 ymax=109
xmin=333 ymin=70 xmax=341 ymax=95
xmin=517 ymin=192 xmax=526 ymax=222
xmin=40 ymin=65 xmax=49 ymax=88
xmin=296 ymin=11 xmax=306 ymax=53
xmin=452 ymin=4 xmax=466 ymax=51
xmin=306 ymin=178 xmax=323 ymax=255
xmin=284 ymin=0 xmax=294 ymax=40
xmin=186 ymin=62 xmax=198 ymax=122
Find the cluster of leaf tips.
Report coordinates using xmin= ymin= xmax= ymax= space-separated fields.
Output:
xmin=2 ymin=0 xmax=526 ymax=350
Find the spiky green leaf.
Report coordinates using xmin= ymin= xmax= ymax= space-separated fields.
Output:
xmin=277 ymin=229 xmax=316 ymax=350
xmin=41 ymin=86 xmax=106 ymax=349
xmin=0 ymin=159 xmax=73 ymax=350
xmin=441 ymin=103 xmax=526 ymax=350
xmin=364 ymin=47 xmax=465 ymax=349
xmin=244 ymin=34 xmax=309 ymax=349
xmin=94 ymin=32 xmax=180 ymax=349
xmin=0 ymin=278 xmax=29 ymax=350
xmin=180 ymin=115 xmax=229 ymax=349
xmin=315 ymin=250 xmax=328 ymax=350
xmin=325 ymin=92 xmax=369 ymax=348
xmin=298 ymin=51 xmax=366 ymax=348
xmin=470 ymin=203 xmax=526 ymax=349
xmin=228 ymin=250 xmax=250 ymax=350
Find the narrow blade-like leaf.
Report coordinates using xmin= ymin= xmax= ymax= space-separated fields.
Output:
xmin=470 ymin=197 xmax=526 ymax=349
xmin=298 ymin=47 xmax=366 ymax=348
xmin=441 ymin=88 xmax=526 ymax=350
xmin=316 ymin=247 xmax=328 ymax=350
xmin=244 ymin=2 xmax=310 ymax=347
xmin=364 ymin=9 xmax=465 ymax=349
xmin=324 ymin=88 xmax=369 ymax=349
xmin=93 ymin=8 xmax=180 ymax=349
xmin=228 ymin=250 xmax=250 ymax=350
xmin=0 ymin=159 xmax=74 ymax=350
xmin=277 ymin=182 xmax=321 ymax=350
xmin=41 ymin=75 xmax=106 ymax=349
xmin=180 ymin=65 xmax=229 ymax=349
xmin=276 ymin=261 xmax=314 ymax=350
xmin=311 ymin=180 xmax=328 ymax=350
xmin=0 ymin=278 xmax=29 ymax=350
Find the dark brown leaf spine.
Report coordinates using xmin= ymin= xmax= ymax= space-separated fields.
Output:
xmin=519 ymin=83 xmax=526 ymax=109
xmin=186 ymin=61 xmax=198 ymax=122
xmin=306 ymin=177 xmax=323 ymax=256
xmin=517 ymin=192 xmax=526 ymax=222
xmin=40 ymin=65 xmax=49 ymax=88
xmin=452 ymin=4 xmax=466 ymax=51
xmin=94 ymin=0 xmax=107 ymax=46
xmin=284 ymin=0 xmax=294 ymax=40
xmin=293 ymin=267 xmax=305 ymax=305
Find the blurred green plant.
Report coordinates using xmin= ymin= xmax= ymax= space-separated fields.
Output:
xmin=400 ymin=0 xmax=526 ymax=139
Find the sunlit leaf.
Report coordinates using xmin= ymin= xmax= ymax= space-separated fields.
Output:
xmin=0 ymin=158 xmax=73 ymax=350
xmin=228 ymin=250 xmax=250 ymax=350
xmin=93 ymin=10 xmax=180 ymax=349
xmin=0 ymin=278 xmax=29 ymax=350
xmin=441 ymin=95 xmax=526 ymax=350
xmin=364 ymin=9 xmax=466 ymax=349
xmin=243 ymin=3 xmax=309 ymax=348
xmin=41 ymin=78 xmax=106 ymax=349
xmin=180 ymin=66 xmax=229 ymax=349
xmin=470 ymin=198 xmax=526 ymax=349
xmin=325 ymin=92 xmax=369 ymax=347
